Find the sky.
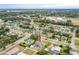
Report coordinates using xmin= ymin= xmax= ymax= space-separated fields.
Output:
xmin=0 ymin=0 xmax=79 ymax=9
xmin=0 ymin=4 xmax=79 ymax=9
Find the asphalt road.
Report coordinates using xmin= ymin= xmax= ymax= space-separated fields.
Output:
xmin=70 ymin=28 xmax=79 ymax=54
xmin=70 ymin=28 xmax=76 ymax=47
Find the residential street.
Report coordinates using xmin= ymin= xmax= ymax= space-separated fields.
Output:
xmin=0 ymin=33 xmax=31 ymax=55
xmin=70 ymin=28 xmax=79 ymax=54
xmin=70 ymin=28 xmax=76 ymax=47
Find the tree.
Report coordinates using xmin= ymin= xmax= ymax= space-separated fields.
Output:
xmin=30 ymin=34 xmax=37 ymax=41
xmin=36 ymin=49 xmax=51 ymax=55
xmin=76 ymin=29 xmax=79 ymax=37
xmin=60 ymin=46 xmax=70 ymax=55
xmin=66 ymin=20 xmax=73 ymax=26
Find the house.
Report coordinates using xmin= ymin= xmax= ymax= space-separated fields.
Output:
xmin=61 ymin=36 xmax=68 ymax=40
xmin=51 ymin=46 xmax=61 ymax=54
xmin=47 ymin=32 xmax=53 ymax=37
xmin=24 ymin=39 xmax=34 ymax=45
xmin=37 ymin=35 xmax=45 ymax=43
xmin=54 ymin=34 xmax=60 ymax=38
xmin=5 ymin=47 xmax=21 ymax=55
xmin=33 ymin=41 xmax=43 ymax=49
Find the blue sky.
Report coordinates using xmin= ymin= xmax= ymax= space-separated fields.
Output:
xmin=0 ymin=4 xmax=79 ymax=9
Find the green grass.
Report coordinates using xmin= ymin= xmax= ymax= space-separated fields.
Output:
xmin=75 ymin=39 xmax=79 ymax=46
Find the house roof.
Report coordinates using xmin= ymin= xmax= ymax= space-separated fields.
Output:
xmin=51 ymin=46 xmax=61 ymax=52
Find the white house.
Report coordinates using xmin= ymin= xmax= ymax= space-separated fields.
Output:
xmin=51 ymin=46 xmax=61 ymax=54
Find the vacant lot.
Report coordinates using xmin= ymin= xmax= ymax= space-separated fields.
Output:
xmin=71 ymin=18 xmax=79 ymax=25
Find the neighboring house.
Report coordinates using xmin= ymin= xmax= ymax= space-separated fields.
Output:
xmin=54 ymin=34 xmax=60 ymax=38
xmin=51 ymin=46 xmax=61 ymax=54
xmin=47 ymin=32 xmax=53 ymax=37
xmin=25 ymin=39 xmax=34 ymax=45
xmin=5 ymin=47 xmax=20 ymax=55
xmin=37 ymin=35 xmax=45 ymax=43
xmin=33 ymin=41 xmax=43 ymax=49
xmin=61 ymin=36 xmax=68 ymax=40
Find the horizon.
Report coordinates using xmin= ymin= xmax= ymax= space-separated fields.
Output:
xmin=0 ymin=4 xmax=79 ymax=9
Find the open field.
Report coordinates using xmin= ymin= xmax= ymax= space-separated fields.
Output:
xmin=71 ymin=18 xmax=79 ymax=25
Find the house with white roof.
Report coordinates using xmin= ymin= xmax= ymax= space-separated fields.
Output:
xmin=51 ymin=46 xmax=61 ymax=54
